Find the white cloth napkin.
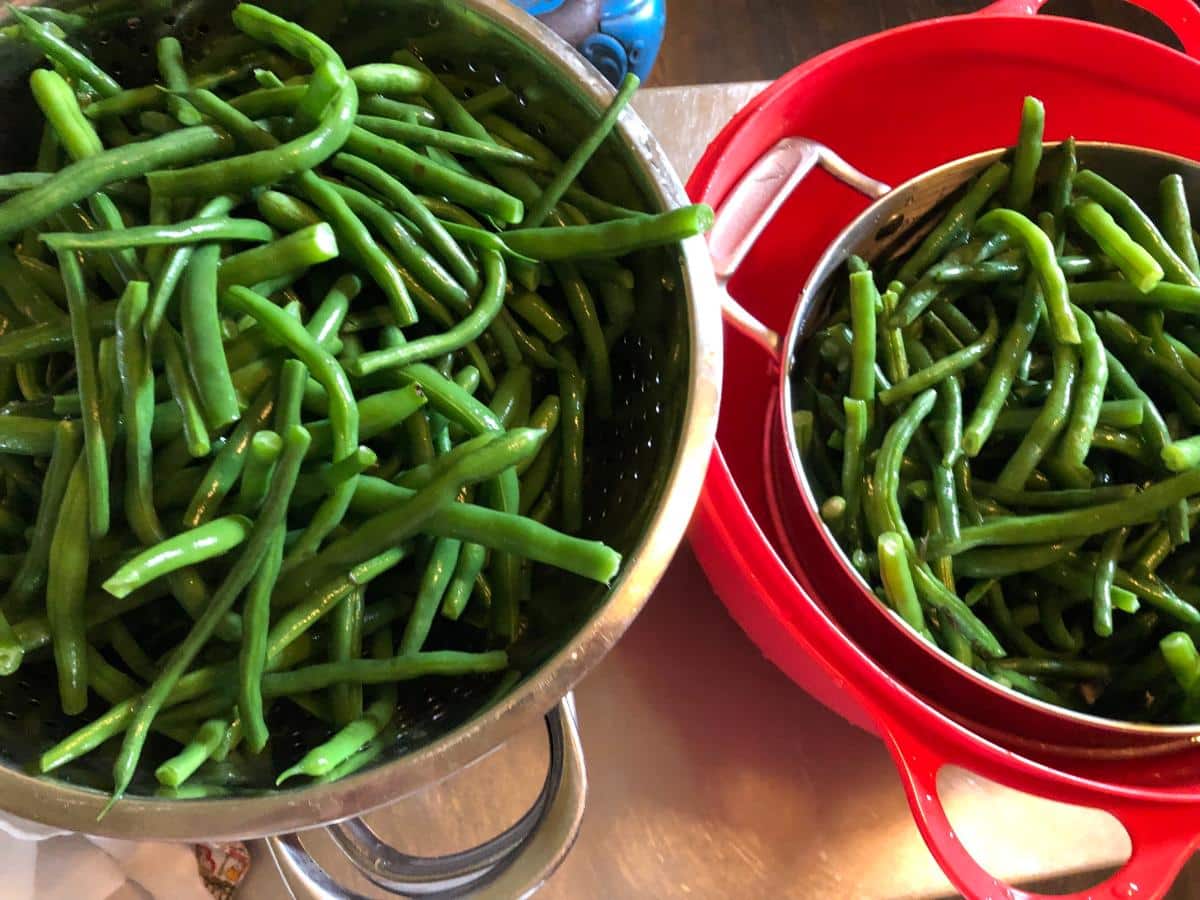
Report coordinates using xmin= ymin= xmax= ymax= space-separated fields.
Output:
xmin=0 ymin=814 xmax=214 ymax=900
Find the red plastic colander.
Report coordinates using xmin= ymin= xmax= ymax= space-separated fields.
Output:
xmin=687 ymin=1 xmax=1200 ymax=898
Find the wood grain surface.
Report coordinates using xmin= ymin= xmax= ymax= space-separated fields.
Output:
xmin=647 ymin=0 xmax=1184 ymax=87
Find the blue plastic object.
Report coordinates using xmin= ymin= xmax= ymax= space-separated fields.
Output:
xmin=509 ymin=0 xmax=665 ymax=85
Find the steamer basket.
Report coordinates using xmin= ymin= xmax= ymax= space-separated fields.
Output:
xmin=0 ymin=2 xmax=722 ymax=896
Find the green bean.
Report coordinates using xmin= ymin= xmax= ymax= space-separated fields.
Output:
xmin=1070 ymin=198 xmax=1164 ymax=292
xmin=1161 ymin=632 xmax=1200 ymax=691
xmin=955 ymin=539 xmax=1085 ymax=578
xmin=913 ymin=564 xmax=1004 ymax=657
xmin=1050 ymin=137 xmax=1077 ymax=250
xmin=1074 ymin=169 xmax=1200 ymax=288
xmin=301 ymin=387 xmax=425 ymax=460
xmin=402 ymin=537 xmax=462 ymax=654
xmin=0 ymin=127 xmax=232 ymax=244
xmin=932 ymin=256 xmax=1111 ymax=283
xmin=963 ymin=278 xmax=1042 ymax=456
xmin=46 ymin=458 xmax=89 ymax=713
xmin=316 ymin=446 xmax=377 ymax=491
xmin=995 ymin=399 xmax=1142 ymax=434
xmin=58 ymin=250 xmax=109 ymax=539
xmin=498 ymin=205 xmax=713 ymax=261
xmin=350 ymin=251 xmax=506 ymax=376
xmin=262 ymin=650 xmax=509 ymax=696
xmin=217 ymin=224 xmax=339 ymax=290
xmin=441 ymin=540 xmax=488 ymax=621
xmin=150 ymin=193 xmax=237 ymax=339
xmin=840 ymin=398 xmax=869 ymax=546
xmin=0 ymin=415 xmax=58 ymax=455
xmin=155 ymin=36 xmax=201 ymax=127
xmin=1070 ymin=279 xmax=1200 ymax=315
xmin=355 ymin=115 xmax=538 ymax=167
xmin=847 ymin=271 xmax=877 ymax=404
xmin=179 ymin=250 xmax=238 ymax=433
xmin=1102 ymin=351 xmax=1189 ymax=539
xmin=154 ymin=719 xmax=226 ymax=788
xmin=102 ymin=516 xmax=251 ymax=600
xmin=326 ymin=181 xmax=469 ymax=311
xmin=359 ymin=93 xmax=439 ymax=125
xmin=278 ymin=629 xmax=398 ymax=783
xmin=877 ymin=532 xmax=930 ymax=637
xmin=278 ymin=429 xmax=546 ymax=606
xmin=1046 ymin=307 xmax=1105 ymax=487
xmin=41 ymin=217 xmax=273 ymax=253
xmin=159 ymin=325 xmax=211 ymax=458
xmin=4 ymin=420 xmax=80 ymax=611
xmin=327 ymin=583 xmax=365 ymax=727
xmin=1162 ymin=435 xmax=1200 ymax=472
xmin=973 ymin=480 xmax=1137 ymax=509
xmin=523 ymin=73 xmax=639 ymax=227
xmin=897 ymin=162 xmax=1010 ymax=284
xmin=1160 ymin=174 xmax=1200 ymax=277
xmin=9 ymin=6 xmax=122 ymax=97
xmin=233 ymin=431 xmax=282 ymax=514
xmin=993 ymin=657 xmax=1110 ymax=680
xmin=1007 ymin=97 xmax=1044 ymax=212
xmin=882 ymin=305 xmax=997 ymax=406
xmin=976 ymin=208 xmax=1078 ymax=345
xmin=939 ymin=466 xmax=1200 ymax=555
xmin=99 ymin=620 xmax=156 ymax=685
xmin=344 ymin=127 xmax=524 ymax=224
xmin=1094 ymin=527 xmax=1130 ymax=638
xmin=108 ymin=424 xmax=310 ymax=807
xmin=331 ymin=153 xmax=478 ymax=295
xmin=871 ymin=389 xmax=936 ymax=551
xmin=151 ymin=62 xmax=356 ymax=199
xmin=184 ymin=382 xmax=276 ymax=528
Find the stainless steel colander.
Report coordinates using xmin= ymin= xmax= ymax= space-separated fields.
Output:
xmin=0 ymin=1 xmax=722 ymax=894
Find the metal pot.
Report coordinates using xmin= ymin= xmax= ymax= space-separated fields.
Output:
xmin=708 ymin=137 xmax=1200 ymax=758
xmin=0 ymin=1 xmax=722 ymax=894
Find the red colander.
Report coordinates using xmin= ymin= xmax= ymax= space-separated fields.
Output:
xmin=687 ymin=1 xmax=1200 ymax=898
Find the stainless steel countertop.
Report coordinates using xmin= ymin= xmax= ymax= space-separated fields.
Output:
xmin=244 ymin=82 xmax=1132 ymax=900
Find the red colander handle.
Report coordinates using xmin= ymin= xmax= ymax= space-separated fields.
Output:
xmin=978 ymin=0 xmax=1200 ymax=58
xmin=881 ymin=716 xmax=1200 ymax=900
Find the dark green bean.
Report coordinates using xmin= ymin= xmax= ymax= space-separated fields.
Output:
xmin=46 ymin=457 xmax=89 ymax=714
xmin=963 ymin=278 xmax=1042 ymax=456
xmin=1074 ymin=169 xmax=1200 ymax=288
xmin=897 ymin=162 xmax=1010 ymax=284
xmin=0 ymin=127 xmax=232 ymax=244
xmin=1160 ymin=174 xmax=1200 ymax=277
xmin=1007 ymin=96 xmax=1044 ymax=212
xmin=939 ymin=467 xmax=1200 ymax=555
xmin=976 ymin=208 xmax=1078 ymax=345
xmin=10 ymin=6 xmax=122 ymax=97
xmin=58 ymin=250 xmax=109 ymax=539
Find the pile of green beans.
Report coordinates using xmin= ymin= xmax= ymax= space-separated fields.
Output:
xmin=798 ymin=95 xmax=1200 ymax=724
xmin=0 ymin=4 xmax=711 ymax=806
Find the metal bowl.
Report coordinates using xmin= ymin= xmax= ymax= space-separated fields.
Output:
xmin=0 ymin=0 xmax=722 ymax=879
xmin=708 ymin=134 xmax=1200 ymax=759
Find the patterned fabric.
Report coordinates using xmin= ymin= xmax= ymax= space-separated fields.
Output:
xmin=194 ymin=842 xmax=252 ymax=899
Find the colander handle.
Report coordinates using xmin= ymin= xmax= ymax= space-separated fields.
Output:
xmin=265 ymin=695 xmax=586 ymax=899
xmin=880 ymin=716 xmax=1200 ymax=900
xmin=978 ymin=0 xmax=1200 ymax=58
xmin=707 ymin=136 xmax=891 ymax=358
